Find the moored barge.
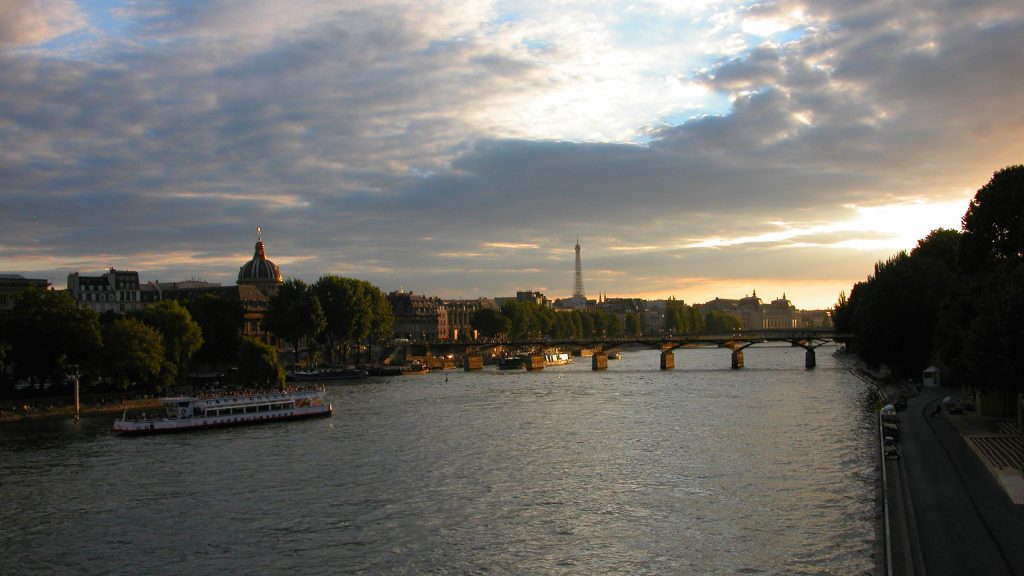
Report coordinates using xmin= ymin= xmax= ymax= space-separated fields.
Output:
xmin=112 ymin=386 xmax=332 ymax=434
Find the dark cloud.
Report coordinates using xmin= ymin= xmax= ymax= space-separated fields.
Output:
xmin=1 ymin=0 xmax=1022 ymax=307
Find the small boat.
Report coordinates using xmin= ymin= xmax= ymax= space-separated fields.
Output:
xmin=366 ymin=365 xmax=403 ymax=377
xmin=112 ymin=386 xmax=332 ymax=435
xmin=607 ymin=351 xmax=622 ymax=360
xmin=401 ymin=362 xmax=430 ymax=375
xmin=543 ymin=351 xmax=573 ymax=366
xmin=498 ymin=355 xmax=526 ymax=370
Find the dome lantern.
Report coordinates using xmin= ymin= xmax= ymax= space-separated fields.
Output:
xmin=238 ymin=228 xmax=283 ymax=292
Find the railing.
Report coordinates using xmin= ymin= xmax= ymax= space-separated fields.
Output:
xmin=414 ymin=328 xmax=848 ymax=351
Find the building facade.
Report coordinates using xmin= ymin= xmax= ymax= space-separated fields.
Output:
xmin=388 ymin=291 xmax=449 ymax=341
xmin=67 ymin=269 xmax=144 ymax=315
xmin=443 ymin=297 xmax=498 ymax=341
xmin=698 ymin=291 xmax=802 ymax=330
xmin=0 ymin=274 xmax=51 ymax=314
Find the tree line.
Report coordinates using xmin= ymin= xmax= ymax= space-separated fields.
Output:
xmin=833 ymin=165 xmax=1024 ymax=409
xmin=0 ymin=274 xmax=393 ymax=397
xmin=468 ymin=297 xmax=741 ymax=340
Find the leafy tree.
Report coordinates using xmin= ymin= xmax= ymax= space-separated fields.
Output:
xmin=570 ymin=310 xmax=585 ymax=338
xmin=937 ymin=166 xmax=1024 ymax=405
xmin=592 ymin=310 xmax=622 ymax=337
xmin=471 ymin=307 xmax=508 ymax=338
xmin=366 ymin=286 xmax=394 ymax=362
xmin=264 ymin=279 xmax=325 ymax=366
xmin=132 ymin=300 xmax=203 ymax=386
xmin=664 ymin=297 xmax=702 ymax=334
xmin=624 ymin=312 xmax=643 ymax=336
xmin=831 ymin=291 xmax=851 ymax=334
xmin=0 ymin=340 xmax=8 ymax=375
xmin=960 ymin=165 xmax=1024 ymax=273
xmin=499 ymin=301 xmax=546 ymax=339
xmin=551 ymin=311 xmax=576 ymax=338
xmin=911 ymin=228 xmax=960 ymax=268
xmin=103 ymin=317 xmax=165 ymax=392
xmin=3 ymin=288 xmax=102 ymax=387
xmin=704 ymin=311 xmax=742 ymax=333
xmin=846 ymin=226 xmax=958 ymax=379
xmin=314 ymin=275 xmax=361 ymax=363
xmin=185 ymin=293 xmax=245 ymax=368
xmin=313 ymin=276 xmax=390 ymax=364
xmin=236 ymin=337 xmax=286 ymax=389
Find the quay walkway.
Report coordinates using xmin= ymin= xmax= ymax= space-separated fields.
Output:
xmin=883 ymin=389 xmax=1024 ymax=575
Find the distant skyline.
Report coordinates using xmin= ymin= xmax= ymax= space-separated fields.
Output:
xmin=2 ymin=1 xmax=1022 ymax=309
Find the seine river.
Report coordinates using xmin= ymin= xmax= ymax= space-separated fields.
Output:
xmin=0 ymin=346 xmax=877 ymax=575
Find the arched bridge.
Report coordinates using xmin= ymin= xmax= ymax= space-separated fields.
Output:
xmin=407 ymin=328 xmax=850 ymax=371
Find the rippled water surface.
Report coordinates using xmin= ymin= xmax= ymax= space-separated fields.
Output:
xmin=0 ymin=346 xmax=876 ymax=575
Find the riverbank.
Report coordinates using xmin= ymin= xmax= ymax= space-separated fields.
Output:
xmin=0 ymin=397 xmax=162 ymax=424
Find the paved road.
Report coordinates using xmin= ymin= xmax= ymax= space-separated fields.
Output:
xmin=887 ymin=389 xmax=1024 ymax=575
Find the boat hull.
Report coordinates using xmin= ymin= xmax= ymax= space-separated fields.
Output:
xmin=112 ymin=388 xmax=333 ymax=435
xmin=113 ymin=405 xmax=332 ymax=435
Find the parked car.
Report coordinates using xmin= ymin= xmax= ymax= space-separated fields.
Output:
xmin=884 ymin=436 xmax=900 ymax=460
xmin=943 ymin=395 xmax=964 ymax=415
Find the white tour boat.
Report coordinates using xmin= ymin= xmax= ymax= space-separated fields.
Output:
xmin=544 ymin=351 xmax=573 ymax=366
xmin=112 ymin=386 xmax=332 ymax=435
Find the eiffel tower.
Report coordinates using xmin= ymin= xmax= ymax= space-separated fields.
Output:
xmin=572 ymin=236 xmax=586 ymax=300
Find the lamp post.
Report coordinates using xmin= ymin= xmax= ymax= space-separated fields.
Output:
xmin=68 ymin=365 xmax=80 ymax=423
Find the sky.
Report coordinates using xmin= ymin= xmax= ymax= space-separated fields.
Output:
xmin=2 ymin=0 xmax=1022 ymax=310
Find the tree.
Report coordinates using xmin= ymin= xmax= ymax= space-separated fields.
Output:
xmin=3 ymin=288 xmax=102 ymax=387
xmin=937 ymin=166 xmax=1024 ymax=406
xmin=185 ymin=293 xmax=245 ymax=368
xmin=592 ymin=310 xmax=622 ymax=337
xmin=103 ymin=317 xmax=165 ymax=392
xmin=236 ymin=337 xmax=286 ymax=389
xmin=501 ymin=301 xmax=542 ymax=339
xmin=132 ymin=300 xmax=203 ymax=387
xmin=831 ymin=291 xmax=852 ymax=334
xmin=664 ymin=297 xmax=702 ymax=334
xmin=624 ymin=312 xmax=643 ymax=336
xmin=366 ymin=286 xmax=394 ymax=362
xmin=313 ymin=276 xmax=390 ymax=364
xmin=264 ymin=279 xmax=325 ymax=366
xmin=847 ymin=240 xmax=956 ymax=379
xmin=704 ymin=311 xmax=742 ymax=333
xmin=911 ymin=228 xmax=960 ymax=269
xmin=960 ymin=165 xmax=1024 ymax=273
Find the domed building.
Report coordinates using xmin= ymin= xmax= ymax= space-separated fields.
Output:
xmin=738 ymin=290 xmax=765 ymax=329
xmin=238 ymin=231 xmax=283 ymax=296
xmin=765 ymin=294 xmax=798 ymax=328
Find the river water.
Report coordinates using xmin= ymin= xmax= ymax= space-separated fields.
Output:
xmin=0 ymin=346 xmax=877 ymax=575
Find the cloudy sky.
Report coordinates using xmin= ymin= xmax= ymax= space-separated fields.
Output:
xmin=2 ymin=0 xmax=1022 ymax=309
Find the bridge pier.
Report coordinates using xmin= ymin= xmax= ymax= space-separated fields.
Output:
xmin=526 ymin=354 xmax=545 ymax=371
xmin=805 ymin=349 xmax=816 ymax=369
xmin=731 ymin=350 xmax=744 ymax=369
xmin=660 ymin=350 xmax=675 ymax=370
xmin=592 ymin=352 xmax=608 ymax=371
xmin=464 ymin=354 xmax=483 ymax=371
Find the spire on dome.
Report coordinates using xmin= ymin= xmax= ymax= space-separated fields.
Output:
xmin=238 ymin=228 xmax=282 ymax=290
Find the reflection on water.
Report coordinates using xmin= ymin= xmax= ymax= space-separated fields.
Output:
xmin=0 ymin=346 xmax=875 ymax=575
